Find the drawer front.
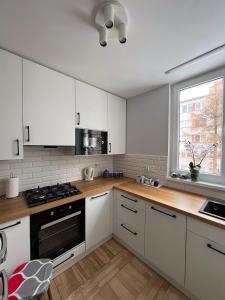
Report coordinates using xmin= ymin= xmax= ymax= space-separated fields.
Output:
xmin=116 ymin=220 xmax=144 ymax=256
xmin=117 ymin=191 xmax=145 ymax=210
xmin=117 ymin=198 xmax=145 ymax=233
xmin=53 ymin=242 xmax=85 ymax=270
xmin=187 ymin=217 xmax=225 ymax=245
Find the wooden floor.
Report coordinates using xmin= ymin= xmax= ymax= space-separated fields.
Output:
xmin=41 ymin=239 xmax=189 ymax=300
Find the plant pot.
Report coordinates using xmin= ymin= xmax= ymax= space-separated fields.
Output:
xmin=190 ymin=166 xmax=200 ymax=182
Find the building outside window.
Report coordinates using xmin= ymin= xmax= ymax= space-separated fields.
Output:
xmin=169 ymin=68 xmax=225 ymax=185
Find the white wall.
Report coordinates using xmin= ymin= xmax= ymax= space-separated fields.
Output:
xmin=126 ymin=84 xmax=169 ymax=155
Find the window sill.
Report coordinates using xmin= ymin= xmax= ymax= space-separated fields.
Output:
xmin=166 ymin=176 xmax=225 ymax=192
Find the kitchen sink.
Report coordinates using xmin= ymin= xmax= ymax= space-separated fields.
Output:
xmin=199 ymin=199 xmax=225 ymax=221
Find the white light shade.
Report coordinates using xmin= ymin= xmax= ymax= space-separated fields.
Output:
xmin=99 ymin=27 xmax=108 ymax=47
xmin=103 ymin=4 xmax=114 ymax=29
xmin=118 ymin=23 xmax=127 ymax=44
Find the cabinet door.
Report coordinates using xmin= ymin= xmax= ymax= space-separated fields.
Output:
xmin=0 ymin=217 xmax=30 ymax=275
xmin=0 ymin=50 xmax=23 ymax=160
xmin=186 ymin=231 xmax=225 ymax=300
xmin=108 ymin=94 xmax=126 ymax=154
xmin=86 ymin=191 xmax=112 ymax=250
xmin=76 ymin=81 xmax=108 ymax=131
xmin=145 ymin=203 xmax=186 ymax=286
xmin=23 ymin=60 xmax=75 ymax=146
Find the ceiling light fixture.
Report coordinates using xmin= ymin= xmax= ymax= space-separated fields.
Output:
xmin=94 ymin=1 xmax=128 ymax=47
xmin=104 ymin=4 xmax=114 ymax=29
xmin=99 ymin=27 xmax=108 ymax=47
xmin=165 ymin=43 xmax=225 ymax=75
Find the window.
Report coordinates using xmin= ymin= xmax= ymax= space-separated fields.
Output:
xmin=181 ymin=104 xmax=187 ymax=113
xmin=187 ymin=103 xmax=192 ymax=112
xmin=169 ymin=68 xmax=225 ymax=185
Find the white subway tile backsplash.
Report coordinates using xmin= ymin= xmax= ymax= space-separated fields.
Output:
xmin=113 ymin=154 xmax=168 ymax=182
xmin=114 ymin=154 xmax=225 ymax=201
xmin=0 ymin=149 xmax=224 ymax=201
xmin=0 ymin=146 xmax=113 ymax=195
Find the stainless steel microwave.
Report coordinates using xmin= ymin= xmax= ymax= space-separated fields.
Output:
xmin=75 ymin=128 xmax=107 ymax=155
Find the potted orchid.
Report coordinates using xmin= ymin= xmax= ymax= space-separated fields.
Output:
xmin=184 ymin=141 xmax=217 ymax=181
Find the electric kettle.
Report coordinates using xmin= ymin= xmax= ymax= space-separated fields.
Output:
xmin=84 ymin=167 xmax=94 ymax=181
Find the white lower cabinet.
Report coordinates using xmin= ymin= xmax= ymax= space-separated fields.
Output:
xmin=86 ymin=191 xmax=113 ymax=250
xmin=186 ymin=218 xmax=225 ymax=300
xmin=145 ymin=203 xmax=186 ymax=286
xmin=0 ymin=216 xmax=30 ymax=275
xmin=114 ymin=191 xmax=145 ymax=256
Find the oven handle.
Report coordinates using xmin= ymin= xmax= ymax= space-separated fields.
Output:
xmin=41 ymin=211 xmax=82 ymax=230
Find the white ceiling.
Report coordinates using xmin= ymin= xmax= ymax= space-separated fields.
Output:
xmin=0 ymin=0 xmax=225 ymax=98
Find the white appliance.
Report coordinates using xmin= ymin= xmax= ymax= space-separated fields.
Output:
xmin=84 ymin=167 xmax=94 ymax=181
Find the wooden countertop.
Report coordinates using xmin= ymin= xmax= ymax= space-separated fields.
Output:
xmin=0 ymin=177 xmax=225 ymax=230
xmin=0 ymin=177 xmax=133 ymax=224
xmin=115 ymin=182 xmax=225 ymax=230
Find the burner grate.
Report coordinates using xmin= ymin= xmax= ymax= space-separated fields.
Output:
xmin=24 ymin=182 xmax=82 ymax=207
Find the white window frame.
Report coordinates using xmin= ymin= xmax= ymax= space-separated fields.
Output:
xmin=168 ymin=67 xmax=225 ymax=186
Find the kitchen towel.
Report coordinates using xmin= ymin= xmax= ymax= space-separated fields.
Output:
xmin=6 ymin=175 xmax=19 ymax=198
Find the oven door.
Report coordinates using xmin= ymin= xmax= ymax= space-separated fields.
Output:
xmin=38 ymin=210 xmax=85 ymax=260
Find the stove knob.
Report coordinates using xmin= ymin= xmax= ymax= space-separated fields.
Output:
xmin=69 ymin=205 xmax=72 ymax=209
xmin=50 ymin=211 xmax=54 ymax=216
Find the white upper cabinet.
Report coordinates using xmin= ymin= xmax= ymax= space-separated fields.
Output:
xmin=0 ymin=50 xmax=23 ymax=160
xmin=108 ymin=94 xmax=126 ymax=154
xmin=75 ymin=81 xmax=108 ymax=131
xmin=23 ymin=60 xmax=75 ymax=146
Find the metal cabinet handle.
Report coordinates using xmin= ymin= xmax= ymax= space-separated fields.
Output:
xmin=151 ymin=206 xmax=176 ymax=218
xmin=26 ymin=126 xmax=30 ymax=142
xmin=207 ymin=243 xmax=225 ymax=256
xmin=0 ymin=232 xmax=7 ymax=264
xmin=0 ymin=221 xmax=21 ymax=231
xmin=109 ymin=143 xmax=112 ymax=153
xmin=0 ymin=270 xmax=8 ymax=300
xmin=121 ymin=194 xmax=138 ymax=203
xmin=121 ymin=224 xmax=137 ymax=235
xmin=54 ymin=253 xmax=74 ymax=269
xmin=91 ymin=192 xmax=108 ymax=200
xmin=77 ymin=113 xmax=80 ymax=125
xmin=16 ymin=139 xmax=20 ymax=156
xmin=121 ymin=204 xmax=137 ymax=214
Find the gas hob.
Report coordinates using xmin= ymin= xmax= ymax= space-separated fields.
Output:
xmin=24 ymin=182 xmax=82 ymax=207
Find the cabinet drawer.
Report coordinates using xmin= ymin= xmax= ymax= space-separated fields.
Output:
xmin=117 ymin=191 xmax=145 ymax=210
xmin=187 ymin=217 xmax=225 ymax=245
xmin=116 ymin=219 xmax=144 ymax=256
xmin=117 ymin=199 xmax=145 ymax=233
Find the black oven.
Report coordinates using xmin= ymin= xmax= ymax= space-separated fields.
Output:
xmin=30 ymin=199 xmax=85 ymax=260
